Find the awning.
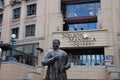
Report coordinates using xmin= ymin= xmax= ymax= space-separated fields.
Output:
xmin=0 ymin=44 xmax=11 ymax=50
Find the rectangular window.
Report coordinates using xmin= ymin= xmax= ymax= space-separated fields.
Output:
xmin=25 ymin=24 xmax=35 ymax=37
xmin=62 ymin=0 xmax=100 ymax=31
xmin=24 ymin=44 xmax=33 ymax=54
xmin=64 ymin=48 xmax=104 ymax=66
xmin=66 ymin=2 xmax=100 ymax=18
xmin=27 ymin=4 xmax=37 ymax=16
xmin=68 ymin=22 xmax=98 ymax=31
xmin=11 ymin=27 xmax=19 ymax=39
xmin=0 ymin=14 xmax=3 ymax=24
xmin=76 ymin=54 xmax=104 ymax=66
xmin=15 ymin=43 xmax=39 ymax=66
xmin=13 ymin=7 xmax=21 ymax=19
xmin=15 ymin=46 xmax=23 ymax=52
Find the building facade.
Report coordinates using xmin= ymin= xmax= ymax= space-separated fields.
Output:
xmin=0 ymin=0 xmax=120 ymax=80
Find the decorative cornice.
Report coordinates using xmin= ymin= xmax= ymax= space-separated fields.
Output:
xmin=16 ymin=37 xmax=45 ymax=43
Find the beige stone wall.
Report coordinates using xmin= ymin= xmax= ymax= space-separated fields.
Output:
xmin=28 ymin=70 xmax=42 ymax=80
xmin=0 ymin=62 xmax=44 ymax=80
xmin=100 ymin=0 xmax=120 ymax=69
xmin=0 ymin=62 xmax=35 ymax=80
xmin=42 ymin=66 xmax=107 ymax=80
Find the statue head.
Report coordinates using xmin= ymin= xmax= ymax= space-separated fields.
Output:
xmin=53 ymin=39 xmax=60 ymax=50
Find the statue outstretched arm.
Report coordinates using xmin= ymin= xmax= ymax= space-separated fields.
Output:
xmin=41 ymin=52 xmax=56 ymax=66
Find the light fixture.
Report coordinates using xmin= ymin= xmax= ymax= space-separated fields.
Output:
xmin=0 ymin=48 xmax=2 ymax=54
xmin=0 ymin=48 xmax=2 ymax=64
xmin=11 ymin=34 xmax=16 ymax=39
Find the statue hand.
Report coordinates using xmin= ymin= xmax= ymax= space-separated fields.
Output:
xmin=63 ymin=62 xmax=71 ymax=70
xmin=53 ymin=55 xmax=60 ymax=60
xmin=52 ymin=56 xmax=58 ymax=61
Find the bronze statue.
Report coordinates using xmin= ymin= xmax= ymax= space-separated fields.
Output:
xmin=42 ymin=39 xmax=71 ymax=80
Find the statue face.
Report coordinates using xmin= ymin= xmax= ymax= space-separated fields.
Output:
xmin=53 ymin=40 xmax=60 ymax=50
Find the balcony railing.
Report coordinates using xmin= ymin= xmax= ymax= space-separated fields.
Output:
xmin=53 ymin=29 xmax=108 ymax=48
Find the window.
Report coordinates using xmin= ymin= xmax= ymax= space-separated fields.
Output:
xmin=64 ymin=48 xmax=104 ymax=66
xmin=24 ymin=44 xmax=33 ymax=54
xmin=15 ymin=43 xmax=39 ymax=66
xmin=13 ymin=7 xmax=21 ymax=19
xmin=68 ymin=22 xmax=98 ymax=31
xmin=66 ymin=2 xmax=100 ymax=18
xmin=27 ymin=4 xmax=37 ymax=16
xmin=11 ymin=27 xmax=19 ymax=39
xmin=16 ymin=43 xmax=39 ymax=57
xmin=25 ymin=24 xmax=35 ymax=37
xmin=61 ymin=0 xmax=100 ymax=31
xmin=0 ymin=14 xmax=3 ymax=24
xmin=0 ymin=0 xmax=4 ymax=7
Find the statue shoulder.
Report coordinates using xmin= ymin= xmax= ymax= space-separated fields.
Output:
xmin=47 ymin=49 xmax=53 ymax=53
xmin=45 ymin=49 xmax=53 ymax=55
xmin=59 ymin=49 xmax=67 ymax=55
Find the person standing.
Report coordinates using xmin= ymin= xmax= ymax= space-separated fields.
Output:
xmin=42 ymin=39 xmax=71 ymax=80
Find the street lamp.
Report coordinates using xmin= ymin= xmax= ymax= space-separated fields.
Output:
xmin=8 ymin=34 xmax=16 ymax=61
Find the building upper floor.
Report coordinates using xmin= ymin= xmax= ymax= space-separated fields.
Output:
xmin=0 ymin=0 xmax=120 ymax=43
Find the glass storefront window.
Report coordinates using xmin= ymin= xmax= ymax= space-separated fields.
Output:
xmin=83 ymin=55 xmax=87 ymax=65
xmin=24 ymin=44 xmax=33 ymax=54
xmin=34 ymin=43 xmax=39 ymax=57
xmin=14 ymin=43 xmax=39 ymax=66
xmin=0 ymin=43 xmax=39 ymax=66
xmin=64 ymin=48 xmax=104 ymax=66
xmin=70 ymin=54 xmax=104 ymax=66
xmin=66 ymin=2 xmax=100 ymax=18
xmin=96 ymin=55 xmax=100 ymax=64
xmin=87 ymin=55 xmax=91 ymax=65
xmin=68 ymin=22 xmax=98 ymax=30
xmin=15 ymin=46 xmax=23 ymax=51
